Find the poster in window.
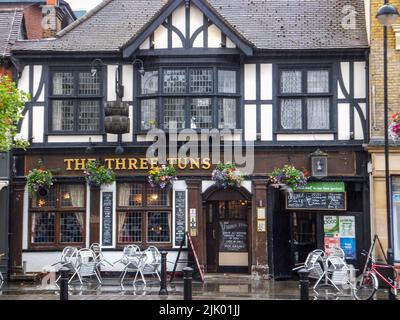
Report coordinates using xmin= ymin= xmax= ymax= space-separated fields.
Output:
xmin=324 ymin=215 xmax=357 ymax=259
xmin=324 ymin=237 xmax=340 ymax=254
xmin=340 ymin=237 xmax=356 ymax=259
xmin=339 ymin=216 xmax=355 ymax=238
xmin=323 ymin=216 xmax=339 ymax=237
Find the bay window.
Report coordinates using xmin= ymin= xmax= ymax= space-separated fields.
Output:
xmin=29 ymin=184 xmax=86 ymax=248
xmin=50 ymin=69 xmax=103 ymax=133
xmin=278 ymin=67 xmax=332 ymax=132
xmin=138 ymin=67 xmax=239 ymax=131
xmin=117 ymin=183 xmax=172 ymax=246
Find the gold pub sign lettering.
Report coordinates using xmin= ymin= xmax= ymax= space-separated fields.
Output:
xmin=64 ymin=158 xmax=212 ymax=171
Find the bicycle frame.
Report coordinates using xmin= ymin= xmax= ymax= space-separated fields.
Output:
xmin=368 ymin=263 xmax=399 ymax=290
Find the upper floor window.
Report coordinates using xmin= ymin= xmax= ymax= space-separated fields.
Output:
xmin=278 ymin=67 xmax=332 ymax=132
xmin=138 ymin=67 xmax=239 ymax=131
xmin=50 ymin=70 xmax=103 ymax=133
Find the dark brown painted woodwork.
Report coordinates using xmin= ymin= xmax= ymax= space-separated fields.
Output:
xmin=89 ymin=185 xmax=101 ymax=244
xmin=10 ymin=181 xmax=25 ymax=274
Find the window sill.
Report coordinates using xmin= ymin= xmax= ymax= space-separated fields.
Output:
xmin=275 ymin=130 xmax=336 ymax=135
xmin=46 ymin=132 xmax=105 ymax=136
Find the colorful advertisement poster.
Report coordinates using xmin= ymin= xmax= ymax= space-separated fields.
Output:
xmin=339 ymin=216 xmax=355 ymax=237
xmin=340 ymin=238 xmax=356 ymax=259
xmin=323 ymin=216 xmax=339 ymax=237
xmin=324 ymin=237 xmax=340 ymax=254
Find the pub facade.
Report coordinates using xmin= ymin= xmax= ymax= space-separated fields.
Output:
xmin=9 ymin=0 xmax=370 ymax=279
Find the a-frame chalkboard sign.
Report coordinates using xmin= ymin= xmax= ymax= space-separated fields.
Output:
xmin=170 ymin=232 xmax=205 ymax=283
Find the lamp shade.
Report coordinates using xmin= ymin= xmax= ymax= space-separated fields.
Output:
xmin=377 ymin=4 xmax=399 ymax=26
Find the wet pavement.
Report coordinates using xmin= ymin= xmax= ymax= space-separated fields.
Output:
xmin=0 ymin=274 xmax=395 ymax=300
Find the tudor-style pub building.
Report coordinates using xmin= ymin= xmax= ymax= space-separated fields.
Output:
xmin=8 ymin=0 xmax=370 ymax=279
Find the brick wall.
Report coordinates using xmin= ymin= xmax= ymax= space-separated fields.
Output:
xmin=369 ymin=0 xmax=400 ymax=140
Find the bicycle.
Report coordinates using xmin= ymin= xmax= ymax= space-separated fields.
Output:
xmin=352 ymin=236 xmax=399 ymax=300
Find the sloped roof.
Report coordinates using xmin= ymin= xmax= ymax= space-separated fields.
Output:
xmin=0 ymin=8 xmax=23 ymax=57
xmin=12 ymin=0 xmax=368 ymax=53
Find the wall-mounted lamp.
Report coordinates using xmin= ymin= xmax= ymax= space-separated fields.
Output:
xmin=85 ymin=137 xmax=95 ymax=154
xmin=115 ymin=144 xmax=124 ymax=155
xmin=90 ymin=58 xmax=105 ymax=77
xmin=310 ymin=149 xmax=328 ymax=178
xmin=133 ymin=58 xmax=145 ymax=75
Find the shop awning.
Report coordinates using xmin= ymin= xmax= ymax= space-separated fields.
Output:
xmin=294 ymin=182 xmax=345 ymax=193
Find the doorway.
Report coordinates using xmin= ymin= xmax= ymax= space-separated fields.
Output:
xmin=206 ymin=200 xmax=251 ymax=273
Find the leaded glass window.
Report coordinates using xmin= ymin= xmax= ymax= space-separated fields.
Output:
xmin=140 ymin=99 xmax=157 ymax=130
xmin=190 ymin=98 xmax=212 ymax=129
xmin=163 ymin=69 xmax=186 ymax=93
xmin=52 ymin=100 xmax=74 ymax=131
xmin=141 ymin=71 xmax=159 ymax=94
xmin=79 ymin=72 xmax=100 ymax=95
xmin=218 ymin=70 xmax=236 ymax=93
xmin=118 ymin=212 xmax=142 ymax=243
xmin=60 ymin=212 xmax=84 ymax=243
xmin=147 ymin=212 xmax=171 ymax=242
xmin=164 ymin=98 xmax=186 ymax=129
xmin=190 ymin=69 xmax=213 ymax=93
xmin=78 ymin=101 xmax=100 ymax=131
xmin=218 ymin=98 xmax=237 ymax=129
xmin=53 ymin=72 xmax=74 ymax=95
xmin=279 ymin=68 xmax=332 ymax=131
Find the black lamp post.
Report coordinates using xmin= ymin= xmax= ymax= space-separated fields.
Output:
xmin=376 ymin=1 xmax=399 ymax=299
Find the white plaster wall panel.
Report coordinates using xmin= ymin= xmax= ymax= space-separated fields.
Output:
xmin=354 ymin=61 xmax=366 ymax=99
xmin=23 ymin=186 xmax=28 ymax=250
xmin=277 ymin=134 xmax=334 ymax=141
xmin=32 ymin=106 xmax=44 ymax=143
xmin=208 ymin=24 xmax=221 ymax=48
xmin=340 ymin=62 xmax=350 ymax=95
xmin=154 ymin=25 xmax=168 ymax=49
xmin=226 ymin=37 xmax=236 ymax=48
xmin=173 ymin=4 xmax=186 ymax=36
xmin=107 ymin=65 xmax=118 ymax=101
xmin=244 ymin=104 xmax=257 ymax=141
xmin=139 ymin=37 xmax=150 ymax=50
xmin=33 ymin=65 xmax=44 ymax=102
xmin=122 ymin=105 xmax=133 ymax=142
xmin=47 ymin=135 xmax=103 ymax=143
xmin=244 ymin=64 xmax=257 ymax=100
xmin=338 ymin=81 xmax=346 ymax=99
xmin=260 ymin=104 xmax=273 ymax=141
xmin=359 ymin=102 xmax=367 ymax=118
xmin=172 ymin=31 xmax=184 ymax=48
xmin=354 ymin=109 xmax=364 ymax=140
xmin=338 ymin=103 xmax=351 ymax=140
xmin=18 ymin=66 xmax=29 ymax=94
xmin=260 ymin=64 xmax=273 ymax=100
xmin=122 ymin=65 xmax=133 ymax=101
xmin=22 ymin=251 xmax=188 ymax=272
xmin=190 ymin=4 xmax=203 ymax=37
xmin=19 ymin=110 xmax=29 ymax=140
xmin=220 ymin=133 xmax=241 ymax=141
xmin=107 ymin=134 xmax=118 ymax=142
xmin=192 ymin=31 xmax=204 ymax=47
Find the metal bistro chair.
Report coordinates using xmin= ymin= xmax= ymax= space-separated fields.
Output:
xmin=142 ymin=246 xmax=162 ymax=281
xmin=115 ymin=245 xmax=147 ymax=285
xmin=327 ymin=247 xmax=346 ymax=259
xmin=293 ymin=249 xmax=326 ymax=290
xmin=325 ymin=255 xmax=354 ymax=293
xmin=90 ymin=243 xmax=114 ymax=280
xmin=0 ymin=253 xmax=5 ymax=282
xmin=69 ymin=249 xmax=102 ymax=284
xmin=52 ymin=247 xmax=79 ymax=282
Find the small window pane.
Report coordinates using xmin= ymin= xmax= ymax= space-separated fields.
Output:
xmin=118 ymin=212 xmax=142 ymax=243
xmin=147 ymin=187 xmax=170 ymax=207
xmin=190 ymin=98 xmax=212 ymax=129
xmin=218 ymin=70 xmax=236 ymax=93
xmin=118 ymin=183 xmax=143 ymax=207
xmin=164 ymin=98 xmax=186 ymax=129
xmin=60 ymin=184 xmax=85 ymax=208
xmin=31 ymin=187 xmax=56 ymax=208
xmin=53 ymin=72 xmax=74 ymax=95
xmin=190 ymin=69 xmax=213 ymax=93
xmin=307 ymin=70 xmax=329 ymax=93
xmin=52 ymin=100 xmax=74 ymax=131
xmin=280 ymin=70 xmax=302 ymax=94
xmin=79 ymin=72 xmax=100 ymax=95
xmin=307 ymin=98 xmax=330 ymax=130
xmin=141 ymin=71 xmax=159 ymax=94
xmin=281 ymin=99 xmax=302 ymax=129
xmin=163 ymin=69 xmax=186 ymax=93
xmin=60 ymin=212 xmax=84 ymax=243
xmin=218 ymin=98 xmax=236 ymax=129
xmin=79 ymin=100 xmax=100 ymax=131
xmin=31 ymin=212 xmax=55 ymax=243
xmin=140 ymin=99 xmax=157 ymax=130
xmin=147 ymin=212 xmax=170 ymax=243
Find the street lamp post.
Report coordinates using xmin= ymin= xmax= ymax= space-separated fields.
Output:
xmin=376 ymin=1 xmax=399 ymax=300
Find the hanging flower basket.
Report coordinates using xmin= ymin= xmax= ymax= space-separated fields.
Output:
xmin=148 ymin=164 xmax=177 ymax=189
xmin=269 ymin=165 xmax=310 ymax=194
xmin=27 ymin=168 xmax=53 ymax=197
xmin=211 ymin=163 xmax=245 ymax=189
xmin=389 ymin=112 xmax=400 ymax=141
xmin=84 ymin=161 xmax=115 ymax=187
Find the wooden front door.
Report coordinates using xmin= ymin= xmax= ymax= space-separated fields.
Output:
xmin=206 ymin=202 xmax=219 ymax=272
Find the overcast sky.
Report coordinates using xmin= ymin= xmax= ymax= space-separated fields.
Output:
xmin=66 ymin=0 xmax=103 ymax=11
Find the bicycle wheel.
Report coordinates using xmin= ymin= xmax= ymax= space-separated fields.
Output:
xmin=352 ymin=272 xmax=378 ymax=300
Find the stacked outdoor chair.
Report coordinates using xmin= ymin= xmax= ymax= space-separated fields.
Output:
xmin=142 ymin=246 xmax=162 ymax=281
xmin=52 ymin=247 xmax=79 ymax=283
xmin=90 ymin=243 xmax=114 ymax=280
xmin=325 ymin=255 xmax=356 ymax=294
xmin=69 ymin=248 xmax=102 ymax=284
xmin=114 ymin=245 xmax=147 ymax=285
xmin=293 ymin=249 xmax=327 ymax=289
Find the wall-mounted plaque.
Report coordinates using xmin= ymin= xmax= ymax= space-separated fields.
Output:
xmin=102 ymin=192 xmax=113 ymax=246
xmin=174 ymin=191 xmax=186 ymax=247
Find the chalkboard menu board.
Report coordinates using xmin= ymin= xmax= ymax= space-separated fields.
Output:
xmin=174 ymin=191 xmax=186 ymax=247
xmin=219 ymin=220 xmax=248 ymax=252
xmin=286 ymin=192 xmax=346 ymax=211
xmin=102 ymin=192 xmax=113 ymax=246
